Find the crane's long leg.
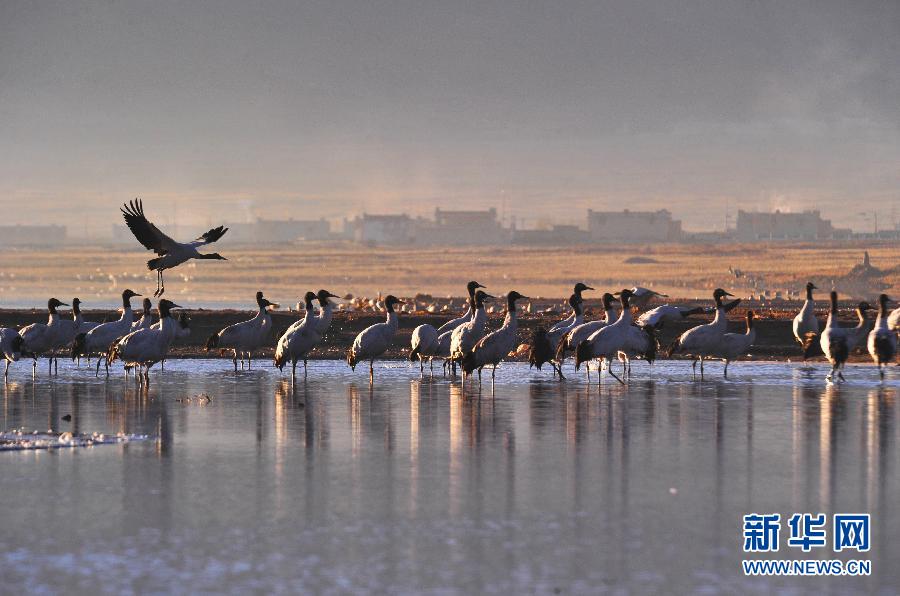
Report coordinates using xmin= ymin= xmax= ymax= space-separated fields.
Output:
xmin=248 ymin=352 xmax=252 ymax=369
xmin=724 ymin=360 xmax=729 ymax=379
xmin=4 ymin=360 xmax=9 ymax=379
xmin=96 ymin=357 xmax=102 ymax=377
xmin=369 ymin=360 xmax=374 ymax=384
xmin=700 ymin=356 xmax=705 ymax=380
xmin=232 ymin=351 xmax=238 ymax=372
xmin=291 ymin=359 xmax=297 ymax=384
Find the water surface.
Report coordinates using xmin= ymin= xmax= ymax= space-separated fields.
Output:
xmin=1 ymin=360 xmax=898 ymax=593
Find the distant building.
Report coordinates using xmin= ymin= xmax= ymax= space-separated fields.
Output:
xmin=424 ymin=208 xmax=508 ymax=245
xmin=586 ymin=209 xmax=682 ymax=242
xmin=512 ymin=224 xmax=589 ymax=245
xmin=734 ymin=210 xmax=851 ymax=241
xmin=0 ymin=224 xmax=68 ymax=246
xmin=346 ymin=213 xmax=419 ymax=245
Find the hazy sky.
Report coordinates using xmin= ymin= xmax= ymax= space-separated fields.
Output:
xmin=2 ymin=0 xmax=899 ymax=235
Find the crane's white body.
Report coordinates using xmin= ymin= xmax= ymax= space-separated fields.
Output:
xmin=212 ymin=307 xmax=273 ymax=368
xmin=820 ymin=299 xmax=849 ymax=382
xmin=638 ymin=305 xmax=698 ymax=328
xmin=560 ymin=305 xmax=618 ymax=353
xmin=80 ymin=307 xmax=135 ymax=355
xmin=466 ymin=304 xmax=520 ymax=381
xmin=793 ymin=298 xmax=818 ymax=344
xmin=710 ymin=316 xmax=756 ymax=377
xmin=347 ymin=298 xmax=402 ymax=382
xmin=276 ymin=299 xmax=324 ymax=381
xmin=450 ymin=304 xmax=488 ymax=362
xmin=110 ymin=309 xmax=181 ymax=381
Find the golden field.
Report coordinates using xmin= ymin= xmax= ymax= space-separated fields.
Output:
xmin=0 ymin=241 xmax=897 ymax=308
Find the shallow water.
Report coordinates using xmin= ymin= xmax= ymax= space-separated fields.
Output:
xmin=1 ymin=359 xmax=898 ymax=594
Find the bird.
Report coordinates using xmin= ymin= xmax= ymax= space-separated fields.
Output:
xmin=409 ymin=281 xmax=486 ymax=375
xmin=637 ymin=304 xmax=706 ymax=328
xmin=667 ymin=288 xmax=736 ymax=379
xmin=106 ymin=299 xmax=183 ymax=384
xmin=154 ymin=311 xmax=191 ymax=371
xmin=887 ymin=306 xmax=899 ymax=332
xmin=19 ymin=298 xmax=71 ymax=376
xmin=710 ymin=311 xmax=756 ymax=378
xmin=1 ymin=326 xmax=25 ymax=379
xmin=574 ymin=289 xmax=653 ymax=384
xmin=817 ymin=291 xmax=850 ymax=383
xmin=463 ymin=291 xmax=528 ymax=383
xmin=867 ymin=294 xmax=897 ymax=380
xmin=275 ymin=292 xmax=324 ymax=382
xmin=346 ymin=295 xmax=404 ymax=383
xmin=437 ymin=281 xmax=487 ymax=334
xmin=555 ymin=292 xmax=620 ymax=370
xmin=628 ymin=287 xmax=669 ymax=311
xmin=531 ymin=293 xmax=583 ymax=377
xmin=120 ymin=199 xmax=228 ymax=297
xmin=132 ymin=298 xmax=154 ymax=331
xmin=792 ymin=282 xmax=819 ymax=346
xmin=449 ymin=290 xmax=493 ymax=370
xmin=313 ymin=289 xmax=341 ymax=335
xmin=547 ymin=283 xmax=593 ymax=334
xmin=206 ymin=291 xmax=278 ymax=370
xmin=409 ymin=323 xmax=440 ymax=374
xmin=71 ymin=289 xmax=142 ymax=376
xmin=71 ymin=298 xmax=100 ymax=335
xmin=527 ymin=326 xmax=555 ymax=374
xmin=846 ymin=301 xmax=874 ymax=353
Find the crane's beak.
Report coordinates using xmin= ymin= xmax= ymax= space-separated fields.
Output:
xmin=483 ymin=294 xmax=495 ymax=300
xmin=585 ymin=286 xmax=595 ymax=291
xmin=724 ymin=291 xmax=735 ymax=297
xmin=170 ymin=303 xmax=183 ymax=309
xmin=59 ymin=302 xmax=70 ymax=306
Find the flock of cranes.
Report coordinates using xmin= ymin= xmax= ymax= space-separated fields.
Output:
xmin=0 ymin=201 xmax=898 ymax=386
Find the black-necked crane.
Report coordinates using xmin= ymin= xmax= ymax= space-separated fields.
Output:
xmin=275 ymin=291 xmax=324 ymax=382
xmin=1 ymin=326 xmax=25 ymax=380
xmin=667 ymin=288 xmax=736 ymax=379
xmin=437 ymin=281 xmax=487 ymax=334
xmin=637 ymin=304 xmax=706 ymax=328
xmin=314 ymin=289 xmax=341 ymax=334
xmin=868 ymin=294 xmax=897 ymax=380
xmin=710 ymin=311 xmax=756 ymax=378
xmin=555 ymin=292 xmax=620 ymax=372
xmin=71 ymin=289 xmax=142 ymax=376
xmin=530 ymin=293 xmax=582 ymax=377
xmin=20 ymin=298 xmax=71 ymax=375
xmin=106 ymin=299 xmax=183 ymax=385
xmin=575 ymin=289 xmax=656 ymax=384
xmin=548 ymin=283 xmax=593 ymax=334
xmin=132 ymin=298 xmax=154 ymax=331
xmin=846 ymin=301 xmax=873 ymax=353
xmin=206 ymin=291 xmax=278 ymax=370
xmin=628 ymin=287 xmax=668 ymax=311
xmin=410 ymin=281 xmax=485 ymax=375
xmin=347 ymin=295 xmax=404 ymax=383
xmin=463 ymin=291 xmax=528 ymax=384
xmin=449 ymin=290 xmax=492 ymax=370
xmin=120 ymin=199 xmax=228 ymax=297
xmin=792 ymin=282 xmax=819 ymax=346
xmin=818 ymin=291 xmax=850 ymax=383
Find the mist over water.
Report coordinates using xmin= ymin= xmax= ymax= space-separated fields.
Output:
xmin=1 ymin=360 xmax=897 ymax=593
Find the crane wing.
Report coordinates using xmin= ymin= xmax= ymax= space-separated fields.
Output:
xmin=120 ymin=199 xmax=177 ymax=255
xmin=190 ymin=225 xmax=229 ymax=247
